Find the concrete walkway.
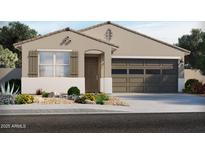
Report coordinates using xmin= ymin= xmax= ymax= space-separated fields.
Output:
xmin=0 ymin=93 xmax=205 ymax=115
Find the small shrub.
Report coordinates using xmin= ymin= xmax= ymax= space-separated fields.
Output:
xmin=42 ymin=91 xmax=49 ymax=98
xmin=95 ymin=93 xmax=109 ymax=101
xmin=96 ymin=96 xmax=104 ymax=105
xmin=203 ymin=84 xmax=205 ymax=94
xmin=36 ymin=89 xmax=43 ymax=95
xmin=82 ymin=93 xmax=96 ymax=101
xmin=15 ymin=94 xmax=34 ymax=104
xmin=182 ymin=88 xmax=190 ymax=93
xmin=191 ymin=82 xmax=204 ymax=94
xmin=67 ymin=87 xmax=80 ymax=96
xmin=184 ymin=79 xmax=199 ymax=93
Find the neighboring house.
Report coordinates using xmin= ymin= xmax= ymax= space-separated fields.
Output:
xmin=14 ymin=21 xmax=190 ymax=94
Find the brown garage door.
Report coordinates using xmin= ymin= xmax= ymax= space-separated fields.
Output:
xmin=112 ymin=59 xmax=178 ymax=93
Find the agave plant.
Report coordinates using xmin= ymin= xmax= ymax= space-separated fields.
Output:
xmin=0 ymin=82 xmax=19 ymax=95
xmin=0 ymin=82 xmax=19 ymax=105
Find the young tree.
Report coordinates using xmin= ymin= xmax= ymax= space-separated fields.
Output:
xmin=0 ymin=22 xmax=38 ymax=67
xmin=0 ymin=45 xmax=18 ymax=68
xmin=176 ymin=29 xmax=205 ymax=74
xmin=177 ymin=29 xmax=204 ymax=67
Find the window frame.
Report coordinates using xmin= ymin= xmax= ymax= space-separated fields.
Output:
xmin=112 ymin=69 xmax=128 ymax=75
xmin=38 ymin=51 xmax=71 ymax=77
xmin=129 ymin=69 xmax=144 ymax=75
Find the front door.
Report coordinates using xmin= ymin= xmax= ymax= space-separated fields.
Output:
xmin=85 ymin=57 xmax=99 ymax=92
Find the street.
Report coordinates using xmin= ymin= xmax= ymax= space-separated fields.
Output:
xmin=0 ymin=112 xmax=205 ymax=133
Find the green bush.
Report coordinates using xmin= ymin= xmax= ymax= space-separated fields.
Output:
xmin=67 ymin=87 xmax=80 ymax=96
xmin=82 ymin=93 xmax=96 ymax=101
xmin=95 ymin=96 xmax=104 ymax=105
xmin=15 ymin=94 xmax=34 ymax=104
xmin=95 ymin=93 xmax=109 ymax=101
xmin=183 ymin=79 xmax=205 ymax=94
xmin=42 ymin=91 xmax=49 ymax=98
xmin=95 ymin=93 xmax=109 ymax=105
xmin=184 ymin=79 xmax=199 ymax=93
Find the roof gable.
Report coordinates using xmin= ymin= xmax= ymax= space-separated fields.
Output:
xmin=80 ymin=21 xmax=191 ymax=54
xmin=14 ymin=27 xmax=118 ymax=49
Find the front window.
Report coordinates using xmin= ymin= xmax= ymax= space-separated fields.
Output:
xmin=39 ymin=52 xmax=70 ymax=77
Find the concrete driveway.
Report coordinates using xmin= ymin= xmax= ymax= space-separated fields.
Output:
xmin=0 ymin=94 xmax=205 ymax=115
xmin=112 ymin=93 xmax=205 ymax=113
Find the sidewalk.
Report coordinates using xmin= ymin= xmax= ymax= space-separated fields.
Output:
xmin=0 ymin=103 xmax=130 ymax=115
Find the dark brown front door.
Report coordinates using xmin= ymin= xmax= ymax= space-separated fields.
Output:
xmin=85 ymin=57 xmax=99 ymax=92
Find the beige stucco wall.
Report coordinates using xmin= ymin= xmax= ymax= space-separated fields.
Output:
xmin=185 ymin=69 xmax=205 ymax=83
xmin=82 ymin=23 xmax=189 ymax=92
xmin=82 ymin=24 xmax=185 ymax=59
xmin=21 ymin=30 xmax=112 ymax=78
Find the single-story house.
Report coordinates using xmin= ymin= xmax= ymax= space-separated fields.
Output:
xmin=14 ymin=21 xmax=190 ymax=94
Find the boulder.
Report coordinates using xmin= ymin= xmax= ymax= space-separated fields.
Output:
xmin=48 ymin=92 xmax=55 ymax=98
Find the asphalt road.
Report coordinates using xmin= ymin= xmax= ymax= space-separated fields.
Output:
xmin=0 ymin=113 xmax=205 ymax=133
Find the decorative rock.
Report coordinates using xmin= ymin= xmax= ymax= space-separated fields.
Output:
xmin=85 ymin=99 xmax=96 ymax=104
xmin=54 ymin=92 xmax=60 ymax=97
xmin=48 ymin=92 xmax=55 ymax=98
xmin=0 ymin=95 xmax=15 ymax=105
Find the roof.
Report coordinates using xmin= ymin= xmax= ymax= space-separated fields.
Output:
xmin=79 ymin=21 xmax=191 ymax=54
xmin=14 ymin=27 xmax=119 ymax=49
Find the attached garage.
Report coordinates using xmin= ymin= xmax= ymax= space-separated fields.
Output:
xmin=112 ymin=58 xmax=178 ymax=93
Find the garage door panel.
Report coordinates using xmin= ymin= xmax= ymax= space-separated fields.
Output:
xmin=112 ymin=59 xmax=178 ymax=93
xmin=127 ymin=59 xmax=144 ymax=66
xmin=161 ymin=59 xmax=178 ymax=67
xmin=113 ymin=82 xmax=127 ymax=87
xmin=162 ymin=75 xmax=177 ymax=83
xmin=112 ymin=59 xmax=127 ymax=65
xmin=113 ymin=77 xmax=127 ymax=83
xmin=128 ymin=86 xmax=144 ymax=93
xmin=145 ymin=59 xmax=161 ymax=66
xmin=113 ymin=86 xmax=127 ymax=92
xmin=145 ymin=86 xmax=160 ymax=93
xmin=129 ymin=77 xmax=144 ymax=83
xmin=127 ymin=82 xmax=144 ymax=86
xmin=145 ymin=76 xmax=161 ymax=83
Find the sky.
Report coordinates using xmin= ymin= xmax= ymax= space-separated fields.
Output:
xmin=0 ymin=21 xmax=204 ymax=44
